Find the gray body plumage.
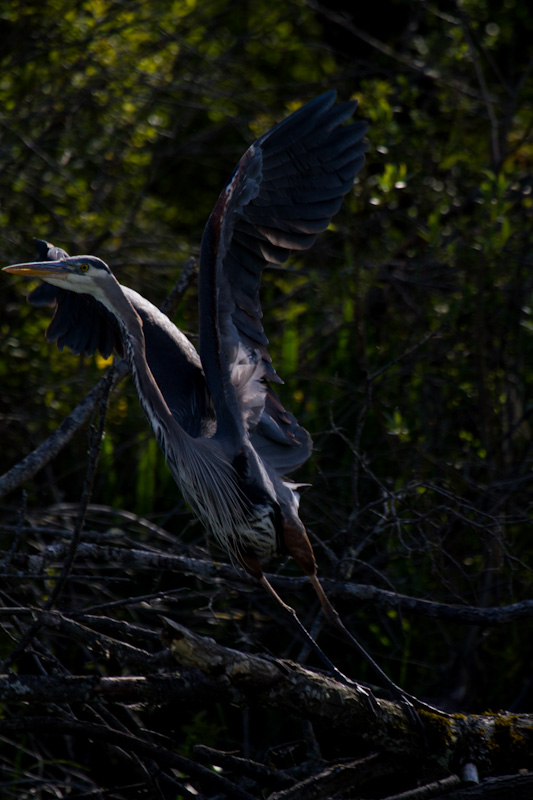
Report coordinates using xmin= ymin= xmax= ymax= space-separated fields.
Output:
xmin=5 ymin=91 xmax=368 ymax=572
xmin=5 ymin=93 xmax=443 ymax=713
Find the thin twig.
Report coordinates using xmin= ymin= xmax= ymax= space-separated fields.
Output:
xmin=458 ymin=14 xmax=500 ymax=168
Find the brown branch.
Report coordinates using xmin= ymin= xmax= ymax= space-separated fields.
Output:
xmin=161 ymin=618 xmax=425 ymax=756
xmin=324 ymin=579 xmax=533 ymax=626
xmin=433 ymin=773 xmax=533 ymax=800
xmin=1 ymin=622 xmax=532 ymax=782
xmin=0 ymin=379 xmax=112 ymax=672
xmin=193 ymin=744 xmax=294 ymax=791
xmin=0 ymin=716 xmax=257 ymax=800
xmin=374 ymin=775 xmax=462 ymax=800
xmin=39 ymin=610 xmax=165 ymax=671
xmin=0 ymin=367 xmax=126 ymax=500
xmin=3 ymin=540 xmax=533 ymax=626
xmin=0 ymin=672 xmax=221 ymax=708
xmin=159 ymin=254 xmax=196 ymax=316
xmin=266 ymin=753 xmax=398 ymax=800
xmin=162 ymin=621 xmax=533 ymax=774
xmin=0 ymin=623 xmax=418 ymax=755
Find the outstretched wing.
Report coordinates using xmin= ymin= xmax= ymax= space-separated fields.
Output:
xmin=27 ymin=240 xmax=211 ymax=435
xmin=199 ymin=90 xmax=368 ymax=450
xmin=26 ymin=240 xmax=310 ymax=466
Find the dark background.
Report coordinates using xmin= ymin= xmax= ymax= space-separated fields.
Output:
xmin=1 ymin=0 xmax=532 ymax=795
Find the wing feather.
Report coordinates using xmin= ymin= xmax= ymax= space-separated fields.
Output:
xmin=198 ymin=91 xmax=368 ymax=449
xmin=28 ymin=238 xmax=312 ymax=474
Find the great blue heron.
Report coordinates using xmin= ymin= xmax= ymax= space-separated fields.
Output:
xmin=4 ymin=92 xmax=414 ymax=708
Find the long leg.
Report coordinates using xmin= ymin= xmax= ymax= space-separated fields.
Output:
xmin=282 ymin=520 xmax=444 ymax=718
xmin=240 ymin=554 xmax=375 ymax=700
xmin=308 ymin=574 xmax=408 ymax=699
xmin=259 ymin=575 xmax=377 ymax=708
xmin=309 ymin=574 xmax=447 ymax=717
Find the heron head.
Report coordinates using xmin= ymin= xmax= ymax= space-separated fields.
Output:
xmin=3 ymin=254 xmax=114 ymax=303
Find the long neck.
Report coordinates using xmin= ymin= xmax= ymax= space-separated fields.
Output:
xmin=102 ymin=279 xmax=189 ymax=453
xmin=96 ymin=277 xmax=250 ymax=540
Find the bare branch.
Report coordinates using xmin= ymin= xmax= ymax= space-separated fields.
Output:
xmin=457 ymin=13 xmax=500 ymax=167
xmin=0 ymin=368 xmax=125 ymax=500
xmin=0 ymin=377 xmax=112 ymax=671
xmin=1 ymin=622 xmax=532 ymax=790
xmin=266 ymin=754 xmax=399 ymax=800
xmin=3 ymin=541 xmax=533 ymax=626
xmin=0 ymin=716 xmax=258 ymax=800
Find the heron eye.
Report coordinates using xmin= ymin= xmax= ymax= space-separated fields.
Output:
xmin=79 ymin=263 xmax=90 ymax=273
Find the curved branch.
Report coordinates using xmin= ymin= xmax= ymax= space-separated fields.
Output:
xmin=158 ymin=620 xmax=533 ymax=773
xmin=3 ymin=541 xmax=533 ymax=626
xmin=0 ymin=368 xmax=125 ymax=500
